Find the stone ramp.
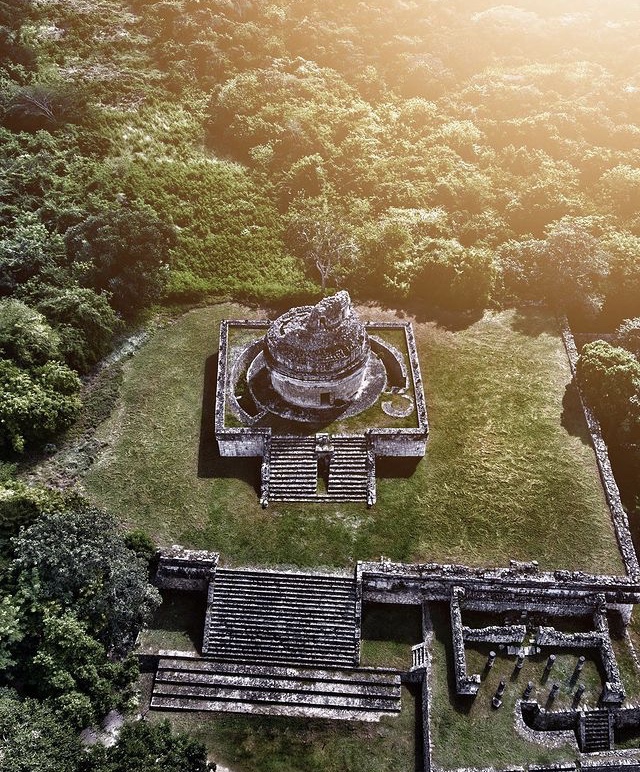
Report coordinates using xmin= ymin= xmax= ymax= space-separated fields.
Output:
xmin=266 ymin=435 xmax=371 ymax=503
xmin=203 ymin=568 xmax=359 ymax=668
xmin=151 ymin=658 xmax=401 ymax=721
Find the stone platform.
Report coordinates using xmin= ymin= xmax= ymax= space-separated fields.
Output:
xmin=151 ymin=657 xmax=401 ymax=721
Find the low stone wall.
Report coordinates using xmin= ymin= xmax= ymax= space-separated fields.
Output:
xmin=521 ymin=701 xmax=578 ymax=733
xmin=155 ymin=546 xmax=219 ymax=591
xmin=368 ymin=427 xmax=428 ymax=456
xmin=462 ymin=624 xmax=527 ymax=645
xmin=450 ymin=587 xmax=480 ymax=695
xmin=215 ymin=320 xmax=271 ymax=457
xmin=359 ymin=559 xmax=640 ymax=609
xmin=560 ymin=320 xmax=640 ymax=582
xmin=369 ymin=334 xmax=408 ymax=388
xmin=216 ymin=427 xmax=269 ymax=457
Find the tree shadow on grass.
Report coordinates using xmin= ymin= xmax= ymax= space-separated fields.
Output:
xmin=407 ymin=681 xmax=424 ymax=772
xmin=510 ymin=306 xmax=559 ymax=337
xmin=151 ymin=589 xmax=207 ymax=651
xmin=361 ymin=602 xmax=423 ymax=643
xmin=560 ymin=381 xmax=592 ymax=446
xmin=404 ymin=301 xmax=485 ymax=332
xmin=365 ymin=299 xmax=483 ymax=332
xmin=197 ymin=353 xmax=261 ymax=495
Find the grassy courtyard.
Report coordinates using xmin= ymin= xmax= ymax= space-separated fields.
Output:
xmin=428 ymin=603 xmax=640 ymax=768
xmin=147 ymin=686 xmax=418 ymax=772
xmin=84 ymin=303 xmax=622 ymax=573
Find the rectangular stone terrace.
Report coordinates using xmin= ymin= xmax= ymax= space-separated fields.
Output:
xmin=216 ymin=318 xmax=428 ymax=437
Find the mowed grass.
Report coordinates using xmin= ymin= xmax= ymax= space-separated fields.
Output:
xmin=84 ymin=303 xmax=622 ymax=573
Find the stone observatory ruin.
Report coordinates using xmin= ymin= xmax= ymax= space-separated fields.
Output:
xmin=214 ymin=292 xmax=428 ymax=505
xmin=260 ymin=291 xmax=383 ymax=414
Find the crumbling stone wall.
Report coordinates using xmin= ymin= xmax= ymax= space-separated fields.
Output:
xmin=155 ymin=546 xmax=219 ymax=591
xmin=215 ymin=320 xmax=272 ymax=457
xmin=359 ymin=559 xmax=640 ymax=609
xmin=561 ymin=320 xmax=640 ymax=582
xmin=462 ymin=624 xmax=527 ymax=645
xmin=450 ymin=587 xmax=481 ymax=695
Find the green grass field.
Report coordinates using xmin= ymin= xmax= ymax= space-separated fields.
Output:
xmin=146 ymin=686 xmax=417 ymax=772
xmin=84 ymin=303 xmax=622 ymax=573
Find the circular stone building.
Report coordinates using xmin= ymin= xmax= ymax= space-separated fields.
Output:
xmin=264 ymin=291 xmax=370 ymax=410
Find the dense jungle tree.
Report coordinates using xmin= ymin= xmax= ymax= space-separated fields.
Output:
xmin=576 ymin=340 xmax=640 ymax=443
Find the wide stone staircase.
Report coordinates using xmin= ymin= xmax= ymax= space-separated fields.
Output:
xmin=202 ymin=568 xmax=359 ymax=668
xmin=267 ymin=436 xmax=318 ymax=501
xmin=265 ymin=435 xmax=371 ymax=503
xmin=326 ymin=436 xmax=369 ymax=501
xmin=150 ymin=657 xmax=401 ymax=721
xmin=581 ymin=709 xmax=613 ymax=752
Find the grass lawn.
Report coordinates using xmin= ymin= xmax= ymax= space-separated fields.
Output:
xmin=148 ymin=687 xmax=418 ymax=772
xmin=84 ymin=303 xmax=622 ymax=573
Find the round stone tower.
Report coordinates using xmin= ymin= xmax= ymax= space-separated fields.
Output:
xmin=264 ymin=291 xmax=370 ymax=409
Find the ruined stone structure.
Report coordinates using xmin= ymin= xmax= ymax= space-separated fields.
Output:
xmin=214 ymin=292 xmax=428 ymax=505
xmin=143 ymin=317 xmax=640 ymax=770
xmin=263 ymin=291 xmax=373 ymax=410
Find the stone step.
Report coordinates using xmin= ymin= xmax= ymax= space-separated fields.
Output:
xmin=207 ymin=608 xmax=355 ymax=623
xmin=153 ymin=684 xmax=396 ymax=711
xmin=213 ymin=569 xmax=354 ymax=585
xmin=203 ymin=568 xmax=358 ymax=668
xmin=200 ymin=651 xmax=357 ymax=668
xmin=199 ymin=649 xmax=358 ymax=667
xmin=206 ymin=616 xmax=356 ymax=633
xmin=583 ymin=710 xmax=612 ymax=752
xmin=151 ymin=658 xmax=401 ymax=721
xmin=200 ymin=651 xmax=356 ymax=668
xmin=204 ymin=637 xmax=357 ymax=653
xmin=212 ymin=576 xmax=353 ymax=589
xmin=205 ymin=633 xmax=356 ymax=650
xmin=209 ymin=598 xmax=354 ymax=613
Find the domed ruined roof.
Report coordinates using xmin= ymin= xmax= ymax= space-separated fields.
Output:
xmin=265 ymin=291 xmax=370 ymax=380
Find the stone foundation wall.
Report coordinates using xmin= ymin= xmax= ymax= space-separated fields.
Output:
xmin=155 ymin=547 xmax=219 ymax=591
xmin=369 ymin=335 xmax=408 ymax=388
xmin=368 ymin=428 xmax=428 ymax=456
xmin=450 ymin=587 xmax=480 ymax=695
xmin=270 ymin=365 xmax=365 ymax=408
xmin=359 ymin=559 xmax=640 ymax=608
xmin=462 ymin=624 xmax=527 ymax=645
xmin=560 ymin=320 xmax=640 ymax=581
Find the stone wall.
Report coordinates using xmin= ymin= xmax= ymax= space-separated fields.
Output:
xmin=359 ymin=558 xmax=640 ymax=609
xmin=270 ymin=364 xmax=366 ymax=408
xmin=155 ymin=546 xmax=219 ymax=591
xmin=462 ymin=624 xmax=527 ymax=645
xmin=369 ymin=334 xmax=408 ymax=388
xmin=450 ymin=587 xmax=481 ymax=695
xmin=560 ymin=320 xmax=640 ymax=582
xmin=215 ymin=320 xmax=271 ymax=457
xmin=368 ymin=428 xmax=428 ymax=456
